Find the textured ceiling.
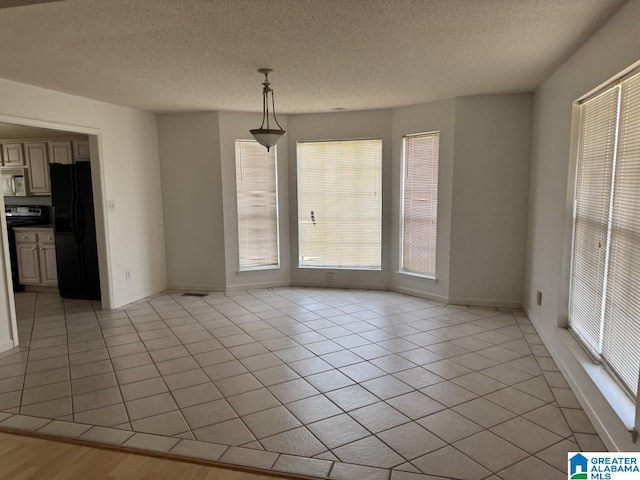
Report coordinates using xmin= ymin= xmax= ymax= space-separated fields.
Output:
xmin=0 ymin=0 xmax=626 ymax=114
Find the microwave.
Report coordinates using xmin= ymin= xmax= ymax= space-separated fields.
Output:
xmin=1 ymin=170 xmax=27 ymax=196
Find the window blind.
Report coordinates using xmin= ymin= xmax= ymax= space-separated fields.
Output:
xmin=569 ymin=69 xmax=640 ymax=399
xmin=235 ymin=140 xmax=279 ymax=269
xmin=602 ymin=71 xmax=640 ymax=397
xmin=297 ymin=139 xmax=382 ymax=269
xmin=401 ymin=132 xmax=439 ymax=276
xmin=569 ymin=86 xmax=619 ymax=355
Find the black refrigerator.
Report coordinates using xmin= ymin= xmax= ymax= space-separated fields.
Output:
xmin=50 ymin=162 xmax=101 ymax=301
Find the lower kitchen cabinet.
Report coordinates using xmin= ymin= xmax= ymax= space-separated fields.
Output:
xmin=14 ymin=228 xmax=57 ymax=287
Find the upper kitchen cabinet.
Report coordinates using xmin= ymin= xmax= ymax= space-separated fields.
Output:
xmin=24 ymin=142 xmax=50 ymax=194
xmin=48 ymin=141 xmax=73 ymax=164
xmin=2 ymin=143 xmax=25 ymax=167
xmin=72 ymin=140 xmax=90 ymax=161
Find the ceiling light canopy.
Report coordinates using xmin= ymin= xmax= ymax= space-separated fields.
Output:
xmin=250 ymin=68 xmax=286 ymax=151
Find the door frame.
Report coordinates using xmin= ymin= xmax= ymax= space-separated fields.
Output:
xmin=0 ymin=113 xmax=113 ymax=348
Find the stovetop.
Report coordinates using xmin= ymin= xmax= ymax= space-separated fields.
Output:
xmin=4 ymin=206 xmax=49 ymax=226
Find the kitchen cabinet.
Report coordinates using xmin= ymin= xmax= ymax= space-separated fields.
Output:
xmin=72 ymin=140 xmax=90 ymax=161
xmin=14 ymin=228 xmax=57 ymax=287
xmin=2 ymin=143 xmax=25 ymax=167
xmin=48 ymin=141 xmax=73 ymax=165
xmin=24 ymin=142 xmax=50 ymax=194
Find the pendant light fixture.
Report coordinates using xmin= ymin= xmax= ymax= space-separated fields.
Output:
xmin=250 ymin=68 xmax=286 ymax=151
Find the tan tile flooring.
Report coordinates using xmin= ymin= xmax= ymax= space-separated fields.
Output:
xmin=0 ymin=288 xmax=605 ymax=480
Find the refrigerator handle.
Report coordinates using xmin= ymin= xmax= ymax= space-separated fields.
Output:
xmin=77 ymin=200 xmax=86 ymax=242
xmin=71 ymin=168 xmax=81 ymax=244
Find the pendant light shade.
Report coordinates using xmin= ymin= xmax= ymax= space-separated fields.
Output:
xmin=250 ymin=68 xmax=286 ymax=151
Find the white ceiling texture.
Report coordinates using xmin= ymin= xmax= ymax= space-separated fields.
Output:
xmin=0 ymin=0 xmax=627 ymax=114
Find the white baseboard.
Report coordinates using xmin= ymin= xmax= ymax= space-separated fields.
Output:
xmin=226 ymin=280 xmax=290 ymax=292
xmin=391 ymin=285 xmax=448 ymax=304
xmin=166 ymin=283 xmax=226 ymax=293
xmin=0 ymin=340 xmax=15 ymax=355
xmin=113 ymin=286 xmax=169 ymax=309
xmin=448 ymin=297 xmax=522 ymax=309
xmin=289 ymin=280 xmax=389 ymax=291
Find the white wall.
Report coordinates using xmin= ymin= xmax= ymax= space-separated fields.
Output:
xmin=0 ymin=79 xmax=166 ymax=322
xmin=450 ymin=94 xmax=532 ymax=307
xmin=157 ymin=112 xmax=226 ymax=291
xmin=286 ymin=110 xmax=393 ymax=290
xmin=218 ymin=111 xmax=290 ymax=290
xmin=524 ymin=0 xmax=640 ymax=451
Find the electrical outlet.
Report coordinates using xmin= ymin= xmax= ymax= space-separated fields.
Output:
xmin=536 ymin=290 xmax=542 ymax=306
xmin=125 ymin=270 xmax=131 ymax=281
xmin=107 ymin=200 xmax=116 ymax=212
xmin=327 ymin=271 xmax=335 ymax=284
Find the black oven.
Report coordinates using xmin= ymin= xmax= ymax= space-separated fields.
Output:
xmin=4 ymin=206 xmax=49 ymax=292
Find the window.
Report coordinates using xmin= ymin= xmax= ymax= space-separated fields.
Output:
xmin=235 ymin=140 xmax=279 ymax=269
xmin=569 ymin=69 xmax=640 ymax=400
xmin=401 ymin=132 xmax=439 ymax=276
xmin=297 ymin=139 xmax=382 ymax=269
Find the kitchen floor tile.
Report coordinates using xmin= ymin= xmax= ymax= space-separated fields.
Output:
xmin=11 ymin=289 xmax=595 ymax=480
xmin=417 ymin=409 xmax=483 ymax=443
xmin=287 ymin=394 xmax=342 ymax=424
xmin=349 ymin=402 xmax=410 ymax=433
xmin=193 ymin=418 xmax=256 ymax=445
xmin=261 ymin=426 xmax=325 ymax=456
xmin=454 ymin=430 xmax=528 ymax=471
xmin=377 ymin=422 xmax=445 ymax=459
xmin=412 ymin=446 xmax=491 ymax=480
xmin=491 ymin=417 xmax=563 ymax=454
xmin=307 ymin=413 xmax=370 ymax=449
xmin=243 ymin=405 xmax=301 ymax=439
xmin=334 ymin=436 xmax=405 ymax=468
xmin=385 ymin=391 xmax=445 ymax=419
xmin=227 ymin=388 xmax=281 ymax=416
xmin=181 ymin=398 xmax=237 ymax=430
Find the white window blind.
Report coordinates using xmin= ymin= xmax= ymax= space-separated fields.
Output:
xmin=297 ymin=139 xmax=382 ymax=269
xmin=401 ymin=132 xmax=439 ymax=276
xmin=602 ymin=72 xmax=640 ymax=398
xmin=569 ymin=87 xmax=618 ymax=355
xmin=569 ymin=70 xmax=640 ymax=399
xmin=235 ymin=140 xmax=279 ymax=269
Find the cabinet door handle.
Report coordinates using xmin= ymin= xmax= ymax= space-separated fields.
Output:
xmin=32 ymin=247 xmax=37 ymax=251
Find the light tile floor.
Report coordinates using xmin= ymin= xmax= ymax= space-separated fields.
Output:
xmin=0 ymin=288 xmax=605 ymax=480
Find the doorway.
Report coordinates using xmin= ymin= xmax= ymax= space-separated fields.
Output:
xmin=0 ymin=116 xmax=111 ymax=349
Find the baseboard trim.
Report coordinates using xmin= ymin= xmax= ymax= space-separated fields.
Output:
xmin=113 ymin=286 xmax=169 ymax=309
xmin=390 ymin=285 xmax=448 ymax=304
xmin=226 ymin=280 xmax=290 ymax=292
xmin=448 ymin=297 xmax=522 ymax=309
xmin=166 ymin=283 xmax=226 ymax=293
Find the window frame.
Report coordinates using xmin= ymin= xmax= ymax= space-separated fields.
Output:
xmin=399 ymin=131 xmax=440 ymax=280
xmin=296 ymin=137 xmax=383 ymax=271
xmin=567 ymin=66 xmax=640 ymax=403
xmin=234 ymin=139 xmax=281 ymax=272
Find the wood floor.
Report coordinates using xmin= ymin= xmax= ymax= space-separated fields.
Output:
xmin=0 ymin=431 xmax=290 ymax=480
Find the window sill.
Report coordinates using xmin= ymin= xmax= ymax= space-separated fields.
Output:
xmin=558 ymin=327 xmax=636 ymax=430
xmin=237 ymin=266 xmax=281 ymax=274
xmin=397 ymin=270 xmax=437 ymax=281
xmin=296 ymin=266 xmax=383 ymax=272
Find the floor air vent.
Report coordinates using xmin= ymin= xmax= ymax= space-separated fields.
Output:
xmin=182 ymin=292 xmax=208 ymax=297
